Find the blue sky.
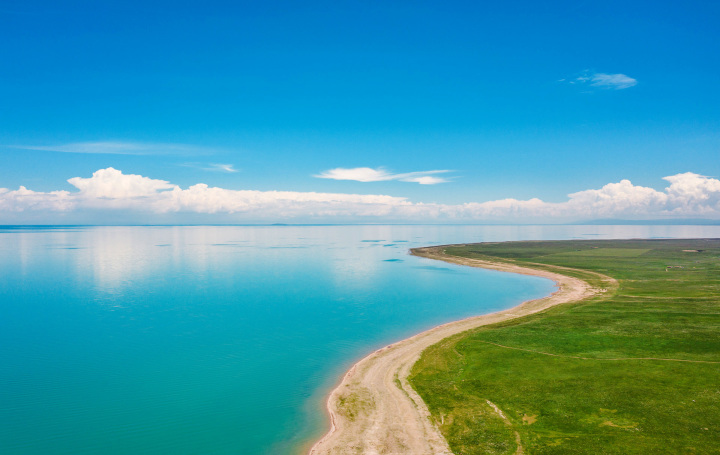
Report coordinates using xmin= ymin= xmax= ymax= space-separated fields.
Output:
xmin=1 ymin=0 xmax=719 ymax=223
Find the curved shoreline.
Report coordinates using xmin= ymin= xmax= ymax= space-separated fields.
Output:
xmin=309 ymin=244 xmax=614 ymax=455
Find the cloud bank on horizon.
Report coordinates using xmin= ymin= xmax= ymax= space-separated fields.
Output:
xmin=1 ymin=168 xmax=720 ymax=223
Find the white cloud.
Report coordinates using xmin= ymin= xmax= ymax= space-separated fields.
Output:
xmin=159 ymin=184 xmax=409 ymax=217
xmin=401 ymin=175 xmax=447 ymax=185
xmin=315 ymin=167 xmax=450 ymax=184
xmin=13 ymin=141 xmax=211 ymax=155
xmin=0 ymin=186 xmax=73 ymax=212
xmin=589 ymin=73 xmax=637 ymax=90
xmin=208 ymin=163 xmax=238 ymax=173
xmin=569 ymin=71 xmax=637 ymax=90
xmin=316 ymin=167 xmax=393 ymax=182
xmin=664 ymin=172 xmax=720 ymax=214
xmin=2 ymin=168 xmax=720 ymax=222
xmin=67 ymin=167 xmax=176 ymax=198
xmin=181 ymin=162 xmax=240 ymax=173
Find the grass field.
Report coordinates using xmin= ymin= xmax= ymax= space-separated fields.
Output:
xmin=409 ymin=239 xmax=720 ymax=454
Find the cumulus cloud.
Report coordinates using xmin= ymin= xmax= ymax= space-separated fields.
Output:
xmin=315 ymin=167 xmax=450 ymax=184
xmin=568 ymin=71 xmax=637 ymax=90
xmin=664 ymin=172 xmax=720 ymax=214
xmin=68 ymin=168 xmax=176 ymax=198
xmin=1 ymin=168 xmax=719 ymax=222
xmin=0 ymin=186 xmax=73 ymax=212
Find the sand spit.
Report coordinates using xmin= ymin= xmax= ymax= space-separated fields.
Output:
xmin=309 ymin=245 xmax=613 ymax=455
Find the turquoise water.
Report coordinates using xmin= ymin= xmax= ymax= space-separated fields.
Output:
xmin=2 ymin=225 xmax=720 ymax=454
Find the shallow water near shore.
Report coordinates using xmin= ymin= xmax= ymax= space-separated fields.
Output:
xmin=1 ymin=225 xmax=719 ymax=454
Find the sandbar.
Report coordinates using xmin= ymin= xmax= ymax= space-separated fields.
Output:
xmin=309 ymin=244 xmax=614 ymax=455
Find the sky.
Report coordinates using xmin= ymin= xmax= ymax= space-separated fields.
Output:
xmin=1 ymin=0 xmax=719 ymax=224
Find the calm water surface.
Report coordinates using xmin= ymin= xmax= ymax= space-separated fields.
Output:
xmin=1 ymin=225 xmax=719 ymax=454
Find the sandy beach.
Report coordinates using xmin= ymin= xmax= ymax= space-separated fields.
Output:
xmin=309 ymin=245 xmax=615 ymax=455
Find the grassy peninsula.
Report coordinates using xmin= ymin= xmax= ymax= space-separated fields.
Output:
xmin=409 ymin=239 xmax=720 ymax=454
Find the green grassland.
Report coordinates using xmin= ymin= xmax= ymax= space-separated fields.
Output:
xmin=409 ymin=239 xmax=720 ymax=454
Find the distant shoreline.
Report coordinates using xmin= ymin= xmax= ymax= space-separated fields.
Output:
xmin=308 ymin=244 xmax=613 ymax=454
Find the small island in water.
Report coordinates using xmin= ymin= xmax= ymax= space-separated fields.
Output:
xmin=312 ymin=239 xmax=720 ymax=454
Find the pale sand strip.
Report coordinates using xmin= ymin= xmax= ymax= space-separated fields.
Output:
xmin=309 ymin=245 xmax=615 ymax=455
